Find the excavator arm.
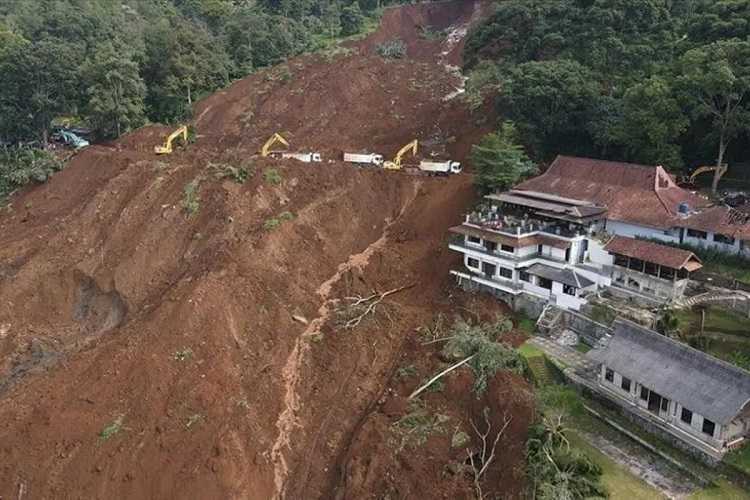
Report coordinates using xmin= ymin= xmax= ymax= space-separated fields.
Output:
xmin=689 ymin=164 xmax=728 ymax=184
xmin=261 ymin=133 xmax=290 ymax=157
xmin=383 ymin=139 xmax=418 ymax=170
xmin=155 ymin=126 xmax=188 ymax=155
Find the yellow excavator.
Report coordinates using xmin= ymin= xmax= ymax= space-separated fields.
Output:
xmin=688 ymin=164 xmax=728 ymax=184
xmin=154 ymin=126 xmax=188 ymax=155
xmin=261 ymin=133 xmax=290 ymax=157
xmin=383 ymin=139 xmax=418 ymax=170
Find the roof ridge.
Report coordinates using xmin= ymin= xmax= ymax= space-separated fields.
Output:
xmin=613 ymin=318 xmax=750 ymax=378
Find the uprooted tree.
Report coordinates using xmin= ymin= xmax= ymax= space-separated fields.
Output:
xmin=409 ymin=317 xmax=525 ymax=399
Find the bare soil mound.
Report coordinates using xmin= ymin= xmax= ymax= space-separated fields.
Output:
xmin=0 ymin=2 xmax=527 ymax=499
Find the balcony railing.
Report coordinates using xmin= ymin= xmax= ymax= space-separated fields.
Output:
xmin=449 ymin=240 xmax=568 ymax=264
xmin=465 ymin=212 xmax=586 ymax=239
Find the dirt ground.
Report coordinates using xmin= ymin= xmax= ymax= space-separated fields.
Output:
xmin=0 ymin=1 xmax=533 ymax=498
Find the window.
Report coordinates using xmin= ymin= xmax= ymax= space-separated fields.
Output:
xmin=621 ymin=377 xmax=631 ymax=392
xmin=661 ymin=397 xmax=669 ymax=413
xmin=520 ymin=271 xmax=531 ymax=283
xmin=605 ymin=368 xmax=614 ymax=382
xmin=484 ymin=241 xmax=497 ymax=253
xmin=714 ymin=233 xmax=735 ymax=245
xmin=640 ymin=386 xmax=649 ymax=401
xmin=538 ymin=277 xmax=553 ymax=290
xmin=467 ymin=257 xmax=480 ymax=269
xmin=628 ymin=258 xmax=645 ymax=272
xmin=702 ymin=418 xmax=716 ymax=436
xmin=562 ymin=284 xmax=577 ymax=296
xmin=681 ymin=407 xmax=693 ymax=425
xmin=613 ymin=254 xmax=629 ymax=268
xmin=644 ymin=262 xmax=659 ymax=277
xmin=500 ymin=244 xmax=514 ymax=253
xmin=499 ymin=267 xmax=513 ymax=279
xmin=687 ymin=229 xmax=707 ymax=240
xmin=467 ymin=235 xmax=481 ymax=245
xmin=660 ymin=267 xmax=675 ymax=280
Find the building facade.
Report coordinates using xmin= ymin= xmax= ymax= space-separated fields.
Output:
xmin=588 ymin=320 xmax=750 ymax=460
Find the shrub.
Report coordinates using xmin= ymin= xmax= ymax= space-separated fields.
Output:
xmin=182 ymin=179 xmax=201 ymax=216
xmin=0 ymin=148 xmax=64 ymax=200
xmin=376 ymin=39 xmax=406 ymax=59
xmin=263 ymin=168 xmax=282 ymax=185
xmin=264 ymin=211 xmax=295 ymax=230
xmin=208 ymin=162 xmax=251 ymax=183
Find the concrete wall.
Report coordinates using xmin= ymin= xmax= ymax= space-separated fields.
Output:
xmin=610 ymin=267 xmax=688 ymax=300
xmin=564 ymin=310 xmax=612 ymax=346
xmin=606 ymin=220 xmax=679 ymax=243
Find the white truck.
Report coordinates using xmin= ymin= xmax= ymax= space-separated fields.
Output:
xmin=277 ymin=152 xmax=322 ymax=163
xmin=418 ymin=160 xmax=462 ymax=175
xmin=343 ymin=152 xmax=384 ymax=167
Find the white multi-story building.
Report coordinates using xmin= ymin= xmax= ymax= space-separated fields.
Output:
xmin=449 ymin=156 xmax=721 ymax=312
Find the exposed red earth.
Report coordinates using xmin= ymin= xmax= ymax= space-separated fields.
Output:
xmin=0 ymin=2 xmax=533 ymax=498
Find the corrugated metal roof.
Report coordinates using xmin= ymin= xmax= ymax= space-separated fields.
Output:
xmin=588 ymin=319 xmax=750 ymax=424
xmin=526 ymin=263 xmax=595 ymax=288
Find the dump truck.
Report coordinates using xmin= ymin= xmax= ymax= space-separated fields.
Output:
xmin=418 ymin=160 xmax=462 ymax=175
xmin=278 ymin=152 xmax=322 ymax=163
xmin=343 ymin=153 xmax=384 ymax=167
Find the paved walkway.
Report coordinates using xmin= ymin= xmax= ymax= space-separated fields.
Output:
xmin=527 ymin=335 xmax=598 ymax=376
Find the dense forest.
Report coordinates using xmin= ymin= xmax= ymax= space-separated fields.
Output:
xmin=464 ymin=0 xmax=750 ymax=184
xmin=0 ymin=0 xmax=404 ymax=144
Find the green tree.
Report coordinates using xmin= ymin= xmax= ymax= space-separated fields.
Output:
xmin=500 ymin=59 xmax=601 ymax=157
xmin=83 ymin=42 xmax=146 ymax=138
xmin=340 ymin=3 xmax=364 ymax=36
xmin=470 ymin=123 xmax=537 ymax=193
xmin=610 ymin=76 xmax=688 ymax=169
xmin=676 ymin=39 xmax=750 ymax=192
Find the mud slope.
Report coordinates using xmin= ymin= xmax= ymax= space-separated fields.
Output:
xmin=0 ymin=2 xmax=528 ymax=499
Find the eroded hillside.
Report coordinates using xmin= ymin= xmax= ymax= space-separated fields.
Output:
xmin=0 ymin=2 xmax=533 ymax=498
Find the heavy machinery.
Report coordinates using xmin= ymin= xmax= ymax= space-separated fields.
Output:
xmin=417 ymin=160 xmax=462 ymax=175
xmin=280 ymin=152 xmax=322 ymax=163
xmin=344 ymin=152 xmax=384 ymax=167
xmin=261 ymin=133 xmax=289 ymax=157
xmin=689 ymin=164 xmax=728 ymax=185
xmin=383 ymin=140 xmax=418 ymax=170
xmin=54 ymin=129 xmax=89 ymax=149
xmin=154 ymin=126 xmax=188 ymax=155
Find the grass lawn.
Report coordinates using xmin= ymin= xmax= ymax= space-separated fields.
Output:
xmin=705 ymin=261 xmax=750 ymax=286
xmin=726 ymin=444 xmax=750 ymax=476
xmin=516 ymin=315 xmax=536 ymax=335
xmin=574 ymin=342 xmax=592 ymax=353
xmin=689 ymin=480 xmax=750 ymax=499
xmin=517 ymin=341 xmax=544 ymax=359
xmin=674 ymin=307 xmax=750 ymax=337
xmin=567 ymin=432 xmax=665 ymax=499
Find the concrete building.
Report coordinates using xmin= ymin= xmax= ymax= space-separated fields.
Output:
xmin=588 ymin=319 xmax=750 ymax=460
xmin=517 ymin=156 xmax=750 ymax=257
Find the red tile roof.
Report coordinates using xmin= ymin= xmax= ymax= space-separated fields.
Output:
xmin=604 ymin=236 xmax=702 ymax=270
xmin=679 ymin=206 xmax=750 ymax=240
xmin=515 ymin=156 xmax=709 ymax=229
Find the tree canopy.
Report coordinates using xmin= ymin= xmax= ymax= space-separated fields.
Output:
xmin=465 ymin=0 xmax=750 ymax=187
xmin=0 ymin=0 xmax=400 ymax=142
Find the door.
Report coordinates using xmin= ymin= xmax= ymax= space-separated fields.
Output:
xmin=648 ymin=391 xmax=662 ymax=415
xmin=482 ymin=263 xmax=496 ymax=279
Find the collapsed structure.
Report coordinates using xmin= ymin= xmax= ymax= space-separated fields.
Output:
xmin=449 ymin=155 xmax=750 ymax=312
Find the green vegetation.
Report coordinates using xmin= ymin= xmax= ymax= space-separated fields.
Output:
xmin=726 ymin=444 xmax=750 ymax=476
xmin=515 ymin=313 xmax=536 ymax=336
xmin=396 ymin=364 xmax=418 ymax=379
xmin=464 ymin=1 xmax=750 ymax=184
xmin=0 ymin=148 xmax=64 ymax=201
xmin=470 ymin=122 xmax=537 ymax=194
xmin=264 ymin=211 xmax=295 ymax=230
xmin=173 ymin=348 xmax=193 ymax=361
xmin=181 ymin=179 xmax=201 ymax=216
xmin=689 ymin=480 xmax=750 ymax=499
xmin=518 ymin=342 xmax=544 ymax=359
xmin=376 ymin=39 xmax=406 ymax=59
xmin=674 ymin=308 xmax=750 ymax=337
xmin=441 ymin=317 xmax=525 ymax=396
xmin=589 ymin=303 xmax=617 ymax=326
xmin=566 ymin=432 xmax=663 ymax=500
xmin=208 ymin=162 xmax=252 ymax=184
xmin=263 ymin=168 xmax=283 ymax=186
xmin=98 ymin=415 xmax=124 ymax=441
xmin=390 ymin=400 xmax=449 ymax=453
xmin=0 ymin=1 xmax=398 ymax=143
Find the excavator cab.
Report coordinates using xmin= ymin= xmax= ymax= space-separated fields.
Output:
xmin=383 ymin=140 xmax=418 ymax=170
xmin=261 ymin=133 xmax=290 ymax=157
xmin=155 ymin=126 xmax=188 ymax=155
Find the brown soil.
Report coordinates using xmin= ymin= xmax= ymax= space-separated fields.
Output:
xmin=0 ymin=2 xmax=530 ymax=499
